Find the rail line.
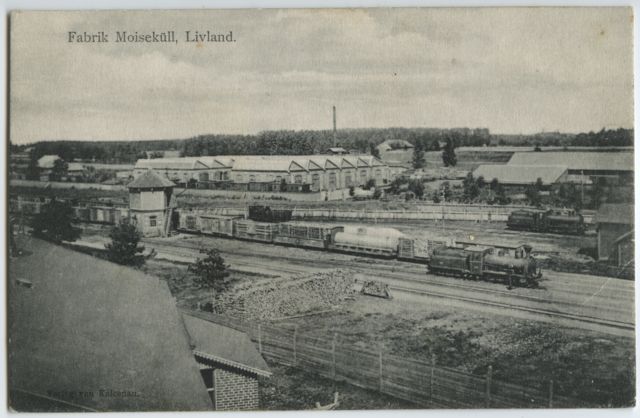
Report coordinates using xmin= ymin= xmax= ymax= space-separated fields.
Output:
xmin=147 ymin=237 xmax=634 ymax=304
xmin=391 ymin=285 xmax=634 ymax=333
xmin=144 ymin=237 xmax=634 ymax=335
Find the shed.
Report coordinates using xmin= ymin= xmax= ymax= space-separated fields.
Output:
xmin=472 ymin=164 xmax=568 ymax=192
xmin=182 ymin=314 xmax=271 ymax=411
xmin=595 ymin=203 xmax=634 ymax=263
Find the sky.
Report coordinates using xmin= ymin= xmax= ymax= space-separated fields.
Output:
xmin=9 ymin=7 xmax=634 ymax=144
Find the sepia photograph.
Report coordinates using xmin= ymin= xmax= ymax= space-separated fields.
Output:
xmin=6 ymin=7 xmax=635 ymax=412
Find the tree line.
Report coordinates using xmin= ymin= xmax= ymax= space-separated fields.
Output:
xmin=12 ymin=127 xmax=632 ymax=165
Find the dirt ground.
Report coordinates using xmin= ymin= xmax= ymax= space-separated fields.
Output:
xmin=143 ymin=259 xmax=634 ymax=408
xmin=279 ymin=297 xmax=635 ymax=407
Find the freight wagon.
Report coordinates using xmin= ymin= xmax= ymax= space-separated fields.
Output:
xmin=273 ymin=222 xmax=342 ymax=249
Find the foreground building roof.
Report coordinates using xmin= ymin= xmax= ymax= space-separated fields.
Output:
xmin=8 ymin=239 xmax=212 ymax=412
xmin=182 ymin=314 xmax=271 ymax=377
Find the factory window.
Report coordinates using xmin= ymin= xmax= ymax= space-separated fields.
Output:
xmin=275 ymin=176 xmax=282 ymax=183
xmin=236 ymin=174 xmax=243 ymax=183
xmin=311 ymin=174 xmax=320 ymax=191
xmin=360 ymin=170 xmax=367 ymax=184
xmin=294 ymin=175 xmax=303 ymax=184
xmin=345 ymin=173 xmax=352 ymax=187
xmin=149 ymin=216 xmax=157 ymax=227
xmin=329 ymin=173 xmax=337 ymax=190
xmin=249 ymin=175 xmax=256 ymax=183
xmin=375 ymin=169 xmax=382 ymax=181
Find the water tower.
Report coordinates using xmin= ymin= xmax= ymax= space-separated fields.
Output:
xmin=127 ymin=169 xmax=175 ymax=237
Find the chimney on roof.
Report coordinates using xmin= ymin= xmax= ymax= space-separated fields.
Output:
xmin=332 ymin=105 xmax=337 ymax=147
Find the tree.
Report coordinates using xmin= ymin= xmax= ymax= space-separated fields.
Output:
xmin=441 ymin=181 xmax=452 ymax=201
xmin=26 ymin=151 xmax=40 ymax=180
xmin=589 ymin=177 xmax=607 ymax=209
xmin=31 ymin=199 xmax=81 ymax=243
xmin=349 ymin=186 xmax=355 ymax=197
xmin=370 ymin=143 xmax=381 ymax=159
xmin=51 ymin=158 xmax=68 ymax=181
xmin=490 ymin=178 xmax=500 ymax=191
xmin=105 ymin=221 xmax=145 ymax=266
xmin=525 ymin=184 xmax=542 ymax=207
xmin=363 ymin=179 xmax=376 ymax=190
xmin=462 ymin=172 xmax=480 ymax=202
xmin=441 ymin=138 xmax=457 ymax=167
xmin=476 ymin=176 xmax=486 ymax=189
xmin=432 ymin=190 xmax=441 ymax=203
xmin=407 ymin=179 xmax=425 ymax=199
xmin=412 ymin=141 xmax=426 ymax=169
xmin=189 ymin=248 xmax=232 ymax=304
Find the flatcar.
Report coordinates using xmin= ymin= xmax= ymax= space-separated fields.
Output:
xmin=428 ymin=244 xmax=541 ymax=287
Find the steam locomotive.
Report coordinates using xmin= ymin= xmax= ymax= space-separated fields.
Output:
xmin=507 ymin=208 xmax=585 ymax=235
xmin=428 ymin=244 xmax=542 ymax=287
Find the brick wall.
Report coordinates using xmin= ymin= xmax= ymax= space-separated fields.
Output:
xmin=213 ymin=368 xmax=259 ymax=411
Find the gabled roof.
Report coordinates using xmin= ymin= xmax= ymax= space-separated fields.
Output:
xmin=37 ymin=155 xmax=61 ymax=168
xmin=507 ymin=151 xmax=633 ymax=172
xmin=473 ymin=164 xmax=567 ymax=185
xmin=358 ymin=156 xmax=386 ymax=167
xmin=310 ymin=157 xmax=340 ymax=170
xmin=8 ymin=239 xmax=212 ymax=411
xmin=182 ymin=314 xmax=271 ymax=377
xmin=596 ymin=204 xmax=634 ymax=225
xmin=128 ymin=169 xmax=175 ymax=189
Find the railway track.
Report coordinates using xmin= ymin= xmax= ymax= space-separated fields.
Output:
xmin=147 ymin=236 xmax=633 ymax=301
xmin=144 ymin=237 xmax=634 ymax=335
xmin=391 ymin=285 xmax=634 ymax=334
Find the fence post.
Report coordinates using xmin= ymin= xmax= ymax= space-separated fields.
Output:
xmin=293 ymin=325 xmax=298 ymax=366
xmin=485 ymin=365 xmax=493 ymax=408
xmin=430 ymin=354 xmax=435 ymax=402
xmin=378 ymin=348 xmax=383 ymax=392
xmin=331 ymin=333 xmax=337 ymax=380
xmin=258 ymin=324 xmax=262 ymax=354
xmin=548 ymin=380 xmax=554 ymax=408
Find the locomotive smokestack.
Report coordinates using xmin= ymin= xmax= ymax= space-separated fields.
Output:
xmin=332 ymin=105 xmax=337 ymax=147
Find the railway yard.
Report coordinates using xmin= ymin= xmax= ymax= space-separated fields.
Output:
xmin=10 ymin=195 xmax=636 ymax=408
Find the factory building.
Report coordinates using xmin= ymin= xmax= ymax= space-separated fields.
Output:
xmin=472 ymin=165 xmax=569 ymax=193
xmin=507 ymin=151 xmax=633 ymax=185
xmin=133 ymin=155 xmax=390 ymax=191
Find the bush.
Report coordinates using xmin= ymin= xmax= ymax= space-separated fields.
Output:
xmin=31 ymin=199 xmax=81 ymax=243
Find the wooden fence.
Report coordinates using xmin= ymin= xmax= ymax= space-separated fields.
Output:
xmin=185 ymin=311 xmax=590 ymax=409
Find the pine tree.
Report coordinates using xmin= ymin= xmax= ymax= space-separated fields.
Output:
xmin=412 ymin=141 xmax=426 ymax=169
xmin=442 ymin=138 xmax=457 ymax=167
xmin=105 ymin=221 xmax=145 ymax=266
xmin=188 ymin=248 xmax=232 ymax=304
